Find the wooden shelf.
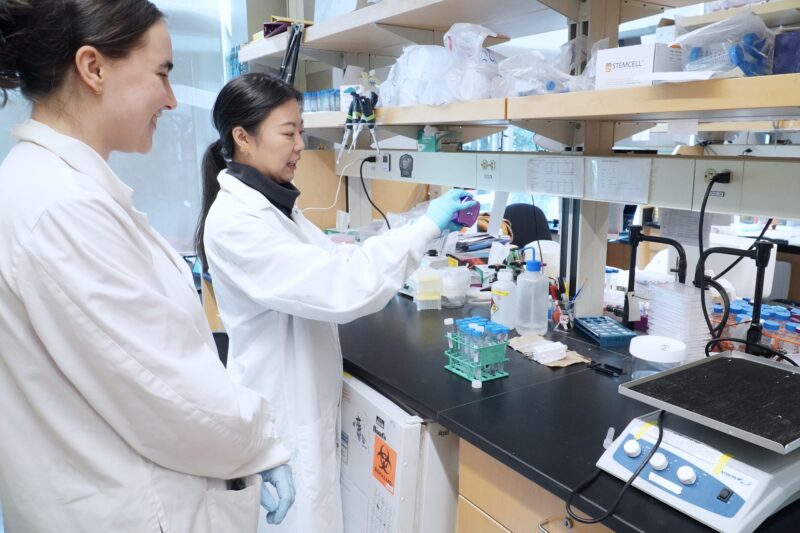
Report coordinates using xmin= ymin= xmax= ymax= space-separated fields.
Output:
xmin=680 ymin=0 xmax=800 ymax=30
xmin=303 ymin=111 xmax=347 ymax=129
xmin=698 ymin=119 xmax=800 ymax=132
xmin=302 ymin=99 xmax=507 ymax=129
xmin=241 ymin=0 xmax=567 ymax=63
xmin=507 ymin=74 xmax=800 ymax=123
xmin=239 ymin=33 xmax=288 ymax=64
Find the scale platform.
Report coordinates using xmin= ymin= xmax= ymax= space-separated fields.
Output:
xmin=596 ymin=351 xmax=800 ymax=532
xmin=619 ymin=351 xmax=800 ymax=455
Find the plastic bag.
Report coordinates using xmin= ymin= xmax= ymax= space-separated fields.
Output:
xmin=379 ymin=23 xmax=500 ymax=106
xmin=379 ymin=45 xmax=458 ymax=107
xmin=492 ymin=50 xmax=573 ymax=97
xmin=673 ymin=10 xmax=774 ymax=76
xmin=444 ymin=23 xmax=502 ymax=101
xmin=490 ymin=37 xmax=608 ymax=97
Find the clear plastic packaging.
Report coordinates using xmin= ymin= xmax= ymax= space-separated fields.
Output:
xmin=379 ymin=23 xmax=500 ymax=107
xmin=441 ymin=266 xmax=471 ymax=308
xmin=491 ymin=36 xmax=609 ymax=98
xmin=674 ymin=10 xmax=774 ymax=76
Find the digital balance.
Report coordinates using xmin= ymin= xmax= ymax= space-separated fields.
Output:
xmin=597 ymin=352 xmax=800 ymax=532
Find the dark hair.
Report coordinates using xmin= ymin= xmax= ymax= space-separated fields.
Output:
xmin=195 ymin=73 xmax=302 ymax=272
xmin=0 ymin=0 xmax=164 ymax=107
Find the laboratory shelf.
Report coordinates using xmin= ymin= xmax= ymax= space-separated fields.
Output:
xmin=302 ymin=98 xmax=507 ymax=130
xmin=238 ymin=32 xmax=289 ymax=64
xmin=302 ymin=111 xmax=347 ymax=129
xmin=375 ymin=98 xmax=507 ymax=126
xmin=698 ymin=119 xmax=800 ymax=132
xmin=507 ymin=73 xmax=800 ymax=123
xmin=240 ymin=0 xmax=576 ymax=64
xmin=680 ymin=0 xmax=800 ymax=30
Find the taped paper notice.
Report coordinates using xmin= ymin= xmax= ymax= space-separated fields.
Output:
xmin=588 ymin=158 xmax=651 ymax=204
xmin=526 ymin=157 xmax=584 ymax=198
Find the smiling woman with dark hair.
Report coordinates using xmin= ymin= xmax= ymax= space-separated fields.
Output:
xmin=0 ymin=2 xmax=293 ymax=531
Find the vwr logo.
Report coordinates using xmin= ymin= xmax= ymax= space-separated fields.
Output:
xmin=605 ymin=60 xmax=644 ymax=72
xmin=721 ymin=469 xmax=753 ymax=487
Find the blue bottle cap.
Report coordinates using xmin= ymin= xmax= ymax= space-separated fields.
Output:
xmin=776 ymin=311 xmax=792 ymax=321
xmin=787 ymin=322 xmax=798 ymax=333
xmin=764 ymin=320 xmax=780 ymax=331
xmin=713 ymin=303 xmax=723 ymax=314
xmin=792 ymin=309 xmax=800 ymax=316
xmin=526 ymin=260 xmax=542 ymax=272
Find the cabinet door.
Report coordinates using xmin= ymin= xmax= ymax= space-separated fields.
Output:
xmin=457 ymin=495 xmax=510 ymax=533
xmin=459 ymin=440 xmax=610 ymax=532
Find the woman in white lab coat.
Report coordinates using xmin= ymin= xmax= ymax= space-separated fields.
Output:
xmin=196 ymin=73 xmax=475 ymax=532
xmin=0 ymin=2 xmax=294 ymax=531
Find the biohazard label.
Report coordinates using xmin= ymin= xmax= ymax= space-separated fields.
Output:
xmin=372 ymin=435 xmax=397 ymax=495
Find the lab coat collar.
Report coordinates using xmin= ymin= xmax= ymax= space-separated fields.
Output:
xmin=226 ymin=162 xmax=300 ymax=220
xmin=12 ymin=119 xmax=136 ymax=210
xmin=218 ymin=170 xmax=276 ymax=212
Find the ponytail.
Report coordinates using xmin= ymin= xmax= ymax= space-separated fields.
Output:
xmin=194 ymin=140 xmax=226 ymax=272
xmin=196 ymin=73 xmax=302 ymax=272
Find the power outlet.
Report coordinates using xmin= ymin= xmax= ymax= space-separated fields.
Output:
xmin=477 ymin=156 xmax=500 ymax=187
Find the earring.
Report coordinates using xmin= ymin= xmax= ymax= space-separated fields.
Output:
xmin=241 ymin=146 xmax=250 ymax=155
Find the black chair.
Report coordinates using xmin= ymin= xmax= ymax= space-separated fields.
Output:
xmin=503 ymin=203 xmax=552 ymax=249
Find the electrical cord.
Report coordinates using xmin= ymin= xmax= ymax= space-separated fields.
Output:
xmin=301 ymin=159 xmax=360 ymax=214
xmin=712 ymin=218 xmax=772 ymax=281
xmin=705 ymin=277 xmax=730 ymax=338
xmin=530 ymin=194 xmax=544 ymax=265
xmin=360 ymin=157 xmax=390 ymax=230
xmin=698 ymin=178 xmax=717 ymax=337
xmin=705 ymin=338 xmax=799 ymax=366
xmin=566 ymin=410 xmax=666 ymax=525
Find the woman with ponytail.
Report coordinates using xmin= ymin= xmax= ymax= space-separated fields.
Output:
xmin=0 ymin=2 xmax=294 ymax=531
xmin=198 ymin=72 xmax=475 ymax=532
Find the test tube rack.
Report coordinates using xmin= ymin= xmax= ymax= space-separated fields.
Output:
xmin=444 ymin=334 xmax=509 ymax=383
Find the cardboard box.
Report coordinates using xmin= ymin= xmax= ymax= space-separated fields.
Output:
xmin=595 ymin=43 xmax=682 ymax=89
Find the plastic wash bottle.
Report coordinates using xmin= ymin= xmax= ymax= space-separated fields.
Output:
xmin=516 ymin=256 xmax=549 ymax=336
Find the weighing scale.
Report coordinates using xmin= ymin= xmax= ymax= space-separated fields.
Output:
xmin=597 ymin=352 xmax=800 ymax=532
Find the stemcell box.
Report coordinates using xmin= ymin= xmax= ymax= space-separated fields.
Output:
xmin=595 ymin=43 xmax=682 ymax=89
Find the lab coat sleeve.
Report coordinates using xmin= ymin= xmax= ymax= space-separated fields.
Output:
xmin=208 ymin=213 xmax=441 ymax=323
xmin=15 ymin=196 xmax=291 ymax=479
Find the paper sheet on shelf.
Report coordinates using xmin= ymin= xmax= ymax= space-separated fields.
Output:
xmin=587 ymin=158 xmax=651 ymax=204
xmin=526 ymin=157 xmax=585 ymax=198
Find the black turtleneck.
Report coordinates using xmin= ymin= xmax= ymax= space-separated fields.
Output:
xmin=227 ymin=162 xmax=300 ymax=220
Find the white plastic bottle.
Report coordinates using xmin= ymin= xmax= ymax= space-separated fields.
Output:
xmin=491 ymin=270 xmax=517 ymax=329
xmin=516 ymin=258 xmax=549 ymax=336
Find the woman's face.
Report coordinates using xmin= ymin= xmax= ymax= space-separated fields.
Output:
xmin=242 ymin=99 xmax=305 ymax=184
xmin=102 ymin=19 xmax=177 ymax=154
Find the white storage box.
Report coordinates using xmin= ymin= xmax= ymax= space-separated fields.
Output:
xmin=595 ymin=43 xmax=681 ymax=89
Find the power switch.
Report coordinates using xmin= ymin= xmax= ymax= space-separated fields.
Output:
xmin=717 ymin=488 xmax=733 ymax=502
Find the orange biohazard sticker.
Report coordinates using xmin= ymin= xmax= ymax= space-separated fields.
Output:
xmin=372 ymin=435 xmax=397 ymax=494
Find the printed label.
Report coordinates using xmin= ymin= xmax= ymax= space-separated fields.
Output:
xmin=372 ymin=435 xmax=397 ymax=495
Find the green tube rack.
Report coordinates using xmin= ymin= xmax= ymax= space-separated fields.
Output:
xmin=444 ymin=333 xmax=510 ymax=382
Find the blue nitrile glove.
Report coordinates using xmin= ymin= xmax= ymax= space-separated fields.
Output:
xmin=424 ymin=189 xmax=478 ymax=232
xmin=260 ymin=464 xmax=295 ymax=525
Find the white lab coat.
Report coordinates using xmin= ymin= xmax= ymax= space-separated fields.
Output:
xmin=0 ymin=120 xmax=292 ymax=533
xmin=205 ymin=171 xmax=440 ymax=532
